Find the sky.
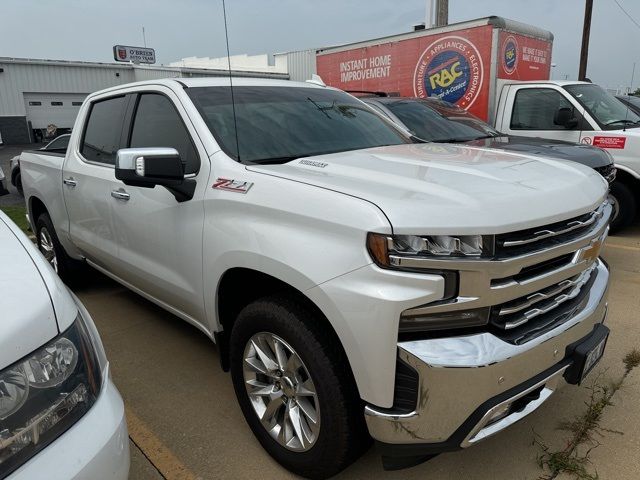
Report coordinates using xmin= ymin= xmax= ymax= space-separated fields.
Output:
xmin=0 ymin=0 xmax=638 ymax=90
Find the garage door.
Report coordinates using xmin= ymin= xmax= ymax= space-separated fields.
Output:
xmin=24 ymin=93 xmax=88 ymax=129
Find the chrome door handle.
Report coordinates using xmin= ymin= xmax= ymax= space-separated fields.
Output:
xmin=63 ymin=177 xmax=77 ymax=187
xmin=110 ymin=189 xmax=130 ymax=201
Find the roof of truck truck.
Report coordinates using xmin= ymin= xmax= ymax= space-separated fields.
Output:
xmin=88 ymin=77 xmax=326 ymax=99
xmin=502 ymin=80 xmax=590 ymax=87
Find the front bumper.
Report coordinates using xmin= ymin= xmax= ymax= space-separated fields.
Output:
xmin=8 ymin=369 xmax=130 ymax=480
xmin=365 ymin=258 xmax=609 ymax=468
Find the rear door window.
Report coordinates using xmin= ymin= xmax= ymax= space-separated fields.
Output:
xmin=129 ymin=93 xmax=199 ymax=174
xmin=80 ymin=96 xmax=128 ymax=165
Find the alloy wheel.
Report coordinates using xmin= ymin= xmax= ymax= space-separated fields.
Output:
xmin=38 ymin=227 xmax=58 ymax=272
xmin=242 ymin=332 xmax=320 ymax=451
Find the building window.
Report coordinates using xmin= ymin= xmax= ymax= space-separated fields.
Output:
xmin=72 ymin=101 xmax=83 ymax=106
xmin=29 ymin=101 xmax=42 ymax=106
xmin=51 ymin=101 xmax=63 ymax=106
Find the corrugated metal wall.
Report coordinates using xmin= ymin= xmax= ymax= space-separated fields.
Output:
xmin=282 ymin=50 xmax=316 ymax=82
xmin=0 ymin=61 xmax=134 ymax=116
xmin=0 ymin=59 xmax=290 ymax=117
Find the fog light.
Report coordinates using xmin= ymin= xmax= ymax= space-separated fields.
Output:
xmin=399 ymin=307 xmax=490 ymax=333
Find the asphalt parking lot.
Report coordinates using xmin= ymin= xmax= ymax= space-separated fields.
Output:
xmin=2 ymin=145 xmax=640 ymax=479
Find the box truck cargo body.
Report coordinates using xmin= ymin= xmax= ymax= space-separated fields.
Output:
xmin=316 ymin=16 xmax=553 ymax=122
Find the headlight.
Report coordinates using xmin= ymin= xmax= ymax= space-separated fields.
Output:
xmin=367 ymin=233 xmax=490 ymax=265
xmin=0 ymin=315 xmax=102 ymax=478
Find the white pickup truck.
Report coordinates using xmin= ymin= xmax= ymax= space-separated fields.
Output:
xmin=21 ymin=78 xmax=612 ymax=478
xmin=493 ymin=80 xmax=640 ymax=230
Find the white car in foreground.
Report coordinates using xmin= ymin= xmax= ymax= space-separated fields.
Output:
xmin=0 ymin=211 xmax=129 ymax=479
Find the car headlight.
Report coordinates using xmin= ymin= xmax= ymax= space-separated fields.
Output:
xmin=367 ymin=233 xmax=494 ymax=331
xmin=367 ymin=233 xmax=490 ymax=263
xmin=0 ymin=315 xmax=102 ymax=478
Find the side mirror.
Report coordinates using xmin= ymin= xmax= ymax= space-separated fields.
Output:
xmin=554 ymin=107 xmax=579 ymax=129
xmin=115 ymin=148 xmax=196 ymax=202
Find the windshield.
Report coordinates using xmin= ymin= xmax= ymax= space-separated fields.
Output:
xmin=565 ymin=84 xmax=640 ymax=129
xmin=621 ymin=95 xmax=640 ymax=108
xmin=382 ymin=99 xmax=500 ymax=142
xmin=186 ymin=86 xmax=410 ymax=163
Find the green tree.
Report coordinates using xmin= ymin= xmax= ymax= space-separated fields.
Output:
xmin=632 ymin=87 xmax=640 ymax=96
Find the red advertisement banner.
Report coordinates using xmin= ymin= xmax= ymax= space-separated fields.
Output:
xmin=497 ymin=31 xmax=552 ymax=80
xmin=316 ymin=25 xmax=493 ymax=120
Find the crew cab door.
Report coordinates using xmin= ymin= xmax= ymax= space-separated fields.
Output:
xmin=63 ymin=94 xmax=130 ymax=269
xmin=109 ymin=87 xmax=209 ymax=324
xmin=497 ymin=85 xmax=589 ymax=143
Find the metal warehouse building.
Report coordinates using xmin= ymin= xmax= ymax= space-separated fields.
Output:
xmin=0 ymin=57 xmax=289 ymax=145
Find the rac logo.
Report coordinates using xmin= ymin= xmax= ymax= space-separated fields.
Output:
xmin=413 ymin=35 xmax=483 ymax=109
xmin=428 ymin=60 xmax=463 ymax=89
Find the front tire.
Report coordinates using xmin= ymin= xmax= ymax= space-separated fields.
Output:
xmin=229 ymin=296 xmax=368 ymax=479
xmin=609 ymin=180 xmax=636 ymax=233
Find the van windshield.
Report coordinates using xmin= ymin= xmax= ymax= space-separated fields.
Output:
xmin=564 ymin=83 xmax=640 ymax=130
xmin=186 ymin=86 xmax=411 ymax=164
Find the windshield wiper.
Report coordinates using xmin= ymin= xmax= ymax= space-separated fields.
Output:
xmin=307 ymin=97 xmax=334 ymax=119
xmin=250 ymin=155 xmax=302 ymax=165
xmin=431 ymin=137 xmax=478 ymax=143
xmin=471 ymin=134 xmax=499 ymax=140
xmin=604 ymin=119 xmax=640 ymax=126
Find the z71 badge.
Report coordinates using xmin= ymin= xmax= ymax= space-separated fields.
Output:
xmin=212 ymin=178 xmax=253 ymax=193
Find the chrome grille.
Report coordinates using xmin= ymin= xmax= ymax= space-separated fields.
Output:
xmin=400 ymin=200 xmax=612 ymax=344
xmin=595 ymin=164 xmax=616 ymax=184
xmin=493 ymin=263 xmax=597 ymax=330
xmin=495 ymin=203 xmax=606 ymax=255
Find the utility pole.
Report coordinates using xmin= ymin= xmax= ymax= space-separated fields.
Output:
xmin=435 ymin=0 xmax=449 ymax=27
xmin=426 ymin=0 xmax=448 ymax=28
xmin=578 ymin=0 xmax=593 ymax=81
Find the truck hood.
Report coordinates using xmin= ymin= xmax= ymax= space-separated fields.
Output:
xmin=248 ymin=143 xmax=607 ymax=234
xmin=0 ymin=214 xmax=70 ymax=370
xmin=464 ymin=135 xmax=613 ymax=169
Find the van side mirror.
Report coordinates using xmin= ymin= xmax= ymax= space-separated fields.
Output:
xmin=115 ymin=148 xmax=196 ymax=202
xmin=554 ymin=107 xmax=579 ymax=129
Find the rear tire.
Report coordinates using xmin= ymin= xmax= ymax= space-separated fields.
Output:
xmin=609 ymin=180 xmax=636 ymax=233
xmin=229 ymin=295 xmax=369 ymax=479
xmin=14 ymin=171 xmax=23 ymax=195
xmin=35 ymin=213 xmax=80 ymax=282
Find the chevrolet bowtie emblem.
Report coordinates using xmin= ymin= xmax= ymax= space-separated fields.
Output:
xmin=579 ymin=237 xmax=604 ymax=263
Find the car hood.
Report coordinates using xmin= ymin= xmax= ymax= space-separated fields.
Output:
xmin=248 ymin=143 xmax=607 ymax=234
xmin=463 ymin=135 xmax=613 ymax=169
xmin=0 ymin=214 xmax=76 ymax=370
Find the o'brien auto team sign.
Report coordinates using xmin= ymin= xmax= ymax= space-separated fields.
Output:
xmin=113 ymin=45 xmax=156 ymax=64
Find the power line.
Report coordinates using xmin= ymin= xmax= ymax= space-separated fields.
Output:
xmin=613 ymin=0 xmax=640 ymax=30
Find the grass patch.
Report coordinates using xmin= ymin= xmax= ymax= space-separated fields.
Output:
xmin=535 ymin=348 xmax=640 ymax=479
xmin=0 ymin=205 xmax=30 ymax=234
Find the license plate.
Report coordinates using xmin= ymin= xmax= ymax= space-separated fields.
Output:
xmin=581 ymin=336 xmax=607 ymax=381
